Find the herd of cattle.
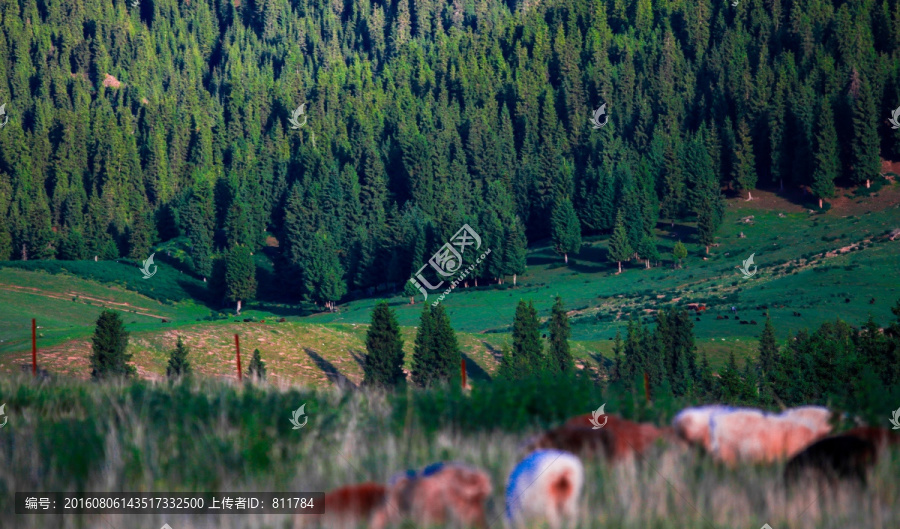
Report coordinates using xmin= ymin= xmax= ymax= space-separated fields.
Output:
xmin=295 ymin=405 xmax=899 ymax=528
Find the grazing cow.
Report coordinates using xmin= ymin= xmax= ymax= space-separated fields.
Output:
xmin=672 ymin=405 xmax=740 ymax=452
xmin=370 ymin=462 xmax=492 ymax=529
xmin=844 ymin=426 xmax=900 ymax=452
xmin=710 ymin=408 xmax=831 ymax=466
xmin=293 ymin=482 xmax=386 ymax=529
xmin=778 ymin=406 xmax=832 ymax=438
xmin=784 ymin=435 xmax=877 ymax=488
xmin=505 ymin=450 xmax=584 ymax=529
xmin=522 ymin=425 xmax=611 ymax=460
xmin=561 ymin=414 xmax=675 ymax=461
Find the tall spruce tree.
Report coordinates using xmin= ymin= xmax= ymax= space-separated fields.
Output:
xmin=225 ymin=245 xmax=257 ymax=315
xmin=248 ymin=349 xmax=267 ymax=381
xmin=811 ymin=98 xmax=839 ymax=208
xmin=500 ymin=300 xmax=544 ymax=378
xmin=608 ymin=209 xmax=632 ymax=274
xmin=551 ymin=196 xmax=582 ymax=264
xmin=166 ymin=336 xmax=192 ymax=379
xmin=363 ymin=301 xmax=406 ymax=388
xmin=547 ymin=296 xmax=574 ymax=373
xmin=89 ymin=310 xmax=135 ymax=379
xmin=411 ymin=305 xmax=437 ymax=386
xmin=430 ymin=304 xmax=462 ymax=384
xmin=850 ymin=72 xmax=882 ymax=188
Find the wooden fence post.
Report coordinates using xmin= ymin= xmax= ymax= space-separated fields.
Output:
xmin=32 ymin=319 xmax=37 ymax=378
xmin=235 ymin=334 xmax=242 ymax=382
xmin=461 ymin=358 xmax=467 ymax=389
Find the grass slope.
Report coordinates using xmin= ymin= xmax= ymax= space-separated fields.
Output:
xmin=2 ymin=185 xmax=900 ymax=384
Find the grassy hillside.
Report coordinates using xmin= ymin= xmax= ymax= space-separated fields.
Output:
xmin=2 ymin=186 xmax=900 ymax=383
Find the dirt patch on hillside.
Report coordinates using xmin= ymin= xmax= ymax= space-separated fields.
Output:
xmin=726 ymin=184 xmax=900 ymax=216
xmin=0 ymin=284 xmax=166 ymax=319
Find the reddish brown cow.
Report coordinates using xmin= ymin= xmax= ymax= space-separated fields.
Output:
xmin=293 ymin=482 xmax=387 ymax=529
xmin=523 ymin=414 xmax=674 ymax=462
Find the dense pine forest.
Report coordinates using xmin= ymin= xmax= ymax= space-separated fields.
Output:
xmin=0 ymin=0 xmax=898 ymax=308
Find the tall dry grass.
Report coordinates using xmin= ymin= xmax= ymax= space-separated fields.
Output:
xmin=1 ymin=374 xmax=898 ymax=529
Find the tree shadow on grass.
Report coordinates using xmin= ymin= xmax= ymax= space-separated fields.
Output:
xmin=305 ymin=348 xmax=357 ymax=390
xmin=461 ymin=352 xmax=492 ymax=383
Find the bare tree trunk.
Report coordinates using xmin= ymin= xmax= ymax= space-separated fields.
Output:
xmin=819 ymin=198 xmax=823 ymax=208
xmin=564 ymin=253 xmax=568 ymax=264
xmin=474 ymin=278 xmax=478 ymax=287
xmin=513 ymin=274 xmax=517 ymax=286
xmin=409 ymin=296 xmax=414 ymax=305
xmin=236 ymin=299 xmax=242 ymax=315
xmin=866 ymin=179 xmax=870 ymax=189
xmin=645 ymin=259 xmax=650 ymax=269
xmin=618 ymin=261 xmax=622 ymax=274
xmin=706 ymin=245 xmax=709 ymax=254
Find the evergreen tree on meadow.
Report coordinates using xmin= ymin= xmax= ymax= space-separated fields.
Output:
xmin=363 ymin=301 xmax=406 ymax=388
xmin=698 ymin=350 xmax=715 ymax=398
xmin=811 ymin=97 xmax=839 ymax=209
xmin=499 ymin=300 xmax=544 ymax=378
xmin=248 ymin=348 xmax=267 ymax=381
xmin=430 ymin=304 xmax=462 ymax=384
xmin=611 ymin=328 xmax=624 ymax=382
xmin=225 ymin=245 xmax=257 ymax=315
xmin=128 ymin=211 xmax=158 ymax=259
xmin=717 ymin=351 xmax=744 ymax=403
xmin=89 ymin=310 xmax=136 ymax=380
xmin=850 ymin=72 xmax=882 ymax=188
xmin=411 ymin=304 xmax=462 ymax=387
xmin=756 ymin=314 xmax=778 ymax=401
xmin=551 ymin=196 xmax=582 ymax=264
xmin=637 ymin=235 xmax=659 ymax=269
xmin=411 ymin=305 xmax=437 ymax=386
xmin=731 ymin=118 xmax=757 ymax=200
xmin=547 ymin=296 xmax=574 ymax=373
xmin=166 ymin=336 xmax=192 ymax=379
xmin=608 ymin=209 xmax=632 ymax=274
xmin=673 ymin=241 xmax=687 ymax=268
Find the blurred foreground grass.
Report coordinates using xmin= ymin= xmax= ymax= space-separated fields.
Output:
xmin=1 ymin=374 xmax=899 ymax=529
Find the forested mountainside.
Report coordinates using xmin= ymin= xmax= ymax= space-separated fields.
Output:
xmin=0 ymin=0 xmax=898 ymax=305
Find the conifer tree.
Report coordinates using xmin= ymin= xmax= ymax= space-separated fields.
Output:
xmin=547 ymin=296 xmax=574 ymax=373
xmin=500 ymin=300 xmax=544 ymax=378
xmin=698 ymin=350 xmax=715 ymax=397
xmin=673 ymin=241 xmax=687 ymax=268
xmin=731 ymin=118 xmax=757 ymax=200
xmin=430 ymin=304 xmax=462 ymax=384
xmin=850 ymin=72 xmax=881 ymax=188
xmin=550 ymin=196 xmax=581 ymax=264
xmin=248 ymin=349 xmax=267 ymax=381
xmin=608 ymin=209 xmax=632 ymax=274
xmin=166 ymin=336 xmax=192 ymax=379
xmin=611 ymin=328 xmax=624 ymax=382
xmin=363 ymin=301 xmax=406 ymax=388
xmin=811 ymin=98 xmax=839 ymax=208
xmin=128 ymin=212 xmax=158 ymax=259
xmin=225 ymin=245 xmax=257 ymax=315
xmin=89 ymin=310 xmax=136 ymax=379
xmin=637 ymin=235 xmax=659 ymax=268
xmin=718 ymin=351 xmax=744 ymax=402
xmin=411 ymin=305 xmax=436 ymax=386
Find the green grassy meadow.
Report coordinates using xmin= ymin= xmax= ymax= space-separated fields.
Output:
xmin=1 ymin=187 xmax=900 ymax=383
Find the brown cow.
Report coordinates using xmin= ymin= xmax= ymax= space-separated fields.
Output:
xmin=293 ymin=482 xmax=386 ymax=529
xmin=369 ymin=463 xmax=492 ymax=529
